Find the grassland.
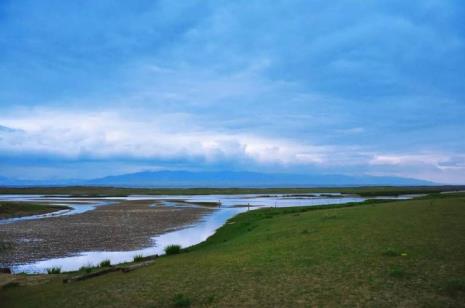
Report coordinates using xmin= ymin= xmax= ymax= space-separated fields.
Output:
xmin=1 ymin=193 xmax=464 ymax=307
xmin=0 ymin=185 xmax=464 ymax=197
xmin=0 ymin=202 xmax=69 ymax=219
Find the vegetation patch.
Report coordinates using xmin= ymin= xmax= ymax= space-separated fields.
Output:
xmin=133 ymin=255 xmax=144 ymax=262
xmin=2 ymin=282 xmax=20 ymax=290
xmin=1 ymin=193 xmax=464 ymax=307
xmin=46 ymin=267 xmax=61 ymax=274
xmin=444 ymin=278 xmax=465 ymax=296
xmin=78 ymin=264 xmax=94 ymax=273
xmin=382 ymin=248 xmax=400 ymax=257
xmin=165 ymin=244 xmax=182 ymax=255
xmin=389 ymin=267 xmax=407 ymax=278
xmin=321 ymin=213 xmax=340 ymax=220
xmin=99 ymin=260 xmax=111 ymax=268
xmin=172 ymin=293 xmax=191 ymax=307
xmin=0 ymin=241 xmax=13 ymax=252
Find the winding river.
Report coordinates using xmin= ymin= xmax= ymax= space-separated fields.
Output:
xmin=0 ymin=193 xmax=418 ymax=274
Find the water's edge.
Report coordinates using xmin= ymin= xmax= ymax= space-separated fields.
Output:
xmin=1 ymin=194 xmax=419 ymax=274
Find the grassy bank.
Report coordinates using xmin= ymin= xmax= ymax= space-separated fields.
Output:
xmin=1 ymin=194 xmax=465 ymax=307
xmin=0 ymin=185 xmax=464 ymax=197
xmin=0 ymin=202 xmax=69 ymax=219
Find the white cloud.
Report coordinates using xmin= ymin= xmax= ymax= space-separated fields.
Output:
xmin=369 ymin=153 xmax=444 ymax=166
xmin=0 ymin=108 xmax=328 ymax=166
xmin=1 ymin=108 xmax=464 ymax=184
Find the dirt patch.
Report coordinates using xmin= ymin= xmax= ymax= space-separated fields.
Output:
xmin=0 ymin=200 xmax=211 ymax=266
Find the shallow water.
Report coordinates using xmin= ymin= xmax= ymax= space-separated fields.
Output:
xmin=7 ymin=194 xmax=365 ymax=273
xmin=12 ymin=208 xmax=243 ymax=273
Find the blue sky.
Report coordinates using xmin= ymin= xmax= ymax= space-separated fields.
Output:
xmin=1 ymin=0 xmax=464 ymax=183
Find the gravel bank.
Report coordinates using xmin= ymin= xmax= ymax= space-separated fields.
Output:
xmin=0 ymin=200 xmax=212 ymax=266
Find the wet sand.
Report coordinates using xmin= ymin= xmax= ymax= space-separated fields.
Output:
xmin=0 ymin=200 xmax=212 ymax=266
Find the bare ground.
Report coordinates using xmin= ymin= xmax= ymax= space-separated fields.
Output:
xmin=0 ymin=200 xmax=212 ymax=266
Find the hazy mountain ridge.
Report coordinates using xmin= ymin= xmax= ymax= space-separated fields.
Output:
xmin=0 ymin=171 xmax=435 ymax=187
xmin=87 ymin=171 xmax=435 ymax=187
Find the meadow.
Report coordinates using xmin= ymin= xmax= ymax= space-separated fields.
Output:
xmin=1 ymin=192 xmax=464 ymax=307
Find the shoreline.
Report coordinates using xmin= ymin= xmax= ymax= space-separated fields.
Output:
xmin=0 ymin=199 xmax=212 ymax=267
xmin=6 ymin=198 xmax=390 ymax=275
xmin=0 ymin=193 xmax=426 ymax=274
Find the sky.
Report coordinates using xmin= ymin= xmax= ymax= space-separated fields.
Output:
xmin=0 ymin=0 xmax=464 ymax=183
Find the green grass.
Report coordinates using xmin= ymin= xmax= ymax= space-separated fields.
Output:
xmin=0 ymin=202 xmax=69 ymax=219
xmin=1 ymin=195 xmax=465 ymax=307
xmin=444 ymin=278 xmax=465 ymax=296
xmin=382 ymin=247 xmax=400 ymax=257
xmin=172 ymin=293 xmax=191 ymax=307
xmin=78 ymin=264 xmax=94 ymax=274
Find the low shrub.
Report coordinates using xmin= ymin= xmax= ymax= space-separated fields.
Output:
xmin=165 ymin=244 xmax=182 ymax=255
xmin=46 ymin=267 xmax=61 ymax=274
xmin=133 ymin=254 xmax=144 ymax=262
xmin=99 ymin=259 xmax=111 ymax=268
xmin=79 ymin=264 xmax=94 ymax=273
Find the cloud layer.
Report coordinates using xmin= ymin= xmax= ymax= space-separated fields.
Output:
xmin=0 ymin=1 xmax=464 ymax=183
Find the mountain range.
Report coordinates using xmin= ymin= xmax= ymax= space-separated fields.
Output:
xmin=0 ymin=170 xmax=436 ymax=187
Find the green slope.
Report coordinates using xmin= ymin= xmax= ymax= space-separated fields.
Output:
xmin=1 ymin=195 xmax=465 ymax=307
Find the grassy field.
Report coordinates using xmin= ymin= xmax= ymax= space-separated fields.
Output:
xmin=1 ymin=194 xmax=464 ymax=307
xmin=0 ymin=202 xmax=69 ymax=219
xmin=1 ymin=185 xmax=464 ymax=197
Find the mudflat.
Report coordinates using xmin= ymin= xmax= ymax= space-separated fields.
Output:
xmin=0 ymin=200 xmax=212 ymax=265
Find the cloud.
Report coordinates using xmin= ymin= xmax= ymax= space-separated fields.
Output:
xmin=0 ymin=125 xmax=21 ymax=133
xmin=1 ymin=107 xmax=464 ymax=184
xmin=0 ymin=109 xmax=328 ymax=166
xmin=0 ymin=1 xmax=464 ymax=183
xmin=369 ymin=154 xmax=443 ymax=166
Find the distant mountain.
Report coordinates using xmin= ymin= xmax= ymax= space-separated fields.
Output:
xmin=0 ymin=170 xmax=436 ymax=187
xmin=85 ymin=170 xmax=435 ymax=187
